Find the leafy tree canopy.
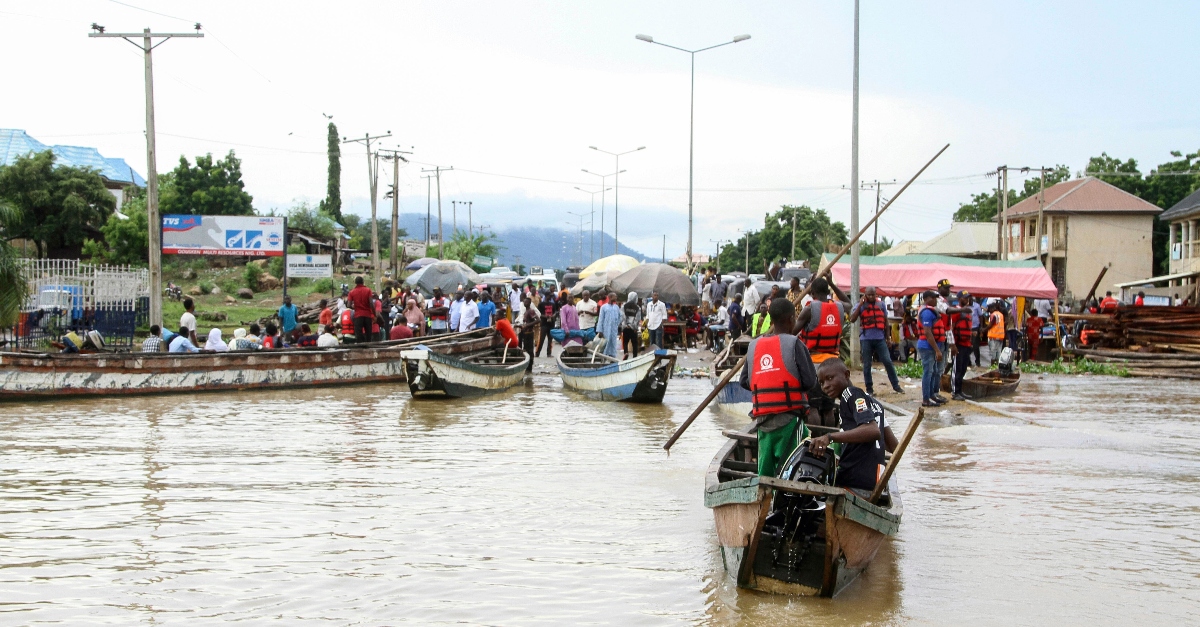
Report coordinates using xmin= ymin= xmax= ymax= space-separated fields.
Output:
xmin=443 ymin=231 xmax=502 ymax=268
xmin=318 ymin=122 xmax=342 ymax=223
xmin=0 ymin=150 xmax=115 ymax=257
xmin=0 ymin=203 xmax=31 ymax=326
xmin=717 ymin=205 xmax=848 ymax=273
xmin=82 ymin=194 xmax=149 ymax=266
xmin=286 ymin=201 xmax=337 ymax=239
xmin=160 ymin=150 xmax=254 ymax=216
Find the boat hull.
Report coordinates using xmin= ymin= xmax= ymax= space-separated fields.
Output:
xmin=710 ymin=372 xmax=753 ymax=418
xmin=556 ymin=349 xmax=677 ymax=403
xmin=402 ymin=348 xmax=529 ymax=399
xmin=941 ymin=369 xmax=1020 ymax=398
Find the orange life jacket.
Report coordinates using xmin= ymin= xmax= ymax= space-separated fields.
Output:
xmin=750 ymin=335 xmax=809 ymax=417
xmin=340 ymin=309 xmax=354 ymax=335
xmin=858 ymin=300 xmax=886 ymax=331
xmin=920 ymin=305 xmax=946 ymax=345
xmin=1099 ymin=297 xmax=1119 ymax=313
xmin=803 ymin=300 xmax=842 ymax=356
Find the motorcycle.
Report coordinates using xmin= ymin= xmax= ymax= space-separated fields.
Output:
xmin=164 ymin=283 xmax=183 ymax=302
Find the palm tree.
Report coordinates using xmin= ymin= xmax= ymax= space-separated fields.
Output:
xmin=0 ymin=203 xmax=31 ymax=327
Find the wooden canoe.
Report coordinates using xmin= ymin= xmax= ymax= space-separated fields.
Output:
xmin=709 ymin=336 xmax=752 ymax=417
xmin=556 ymin=348 xmax=677 ymax=403
xmin=941 ymin=369 xmax=1020 ymax=398
xmin=0 ymin=328 xmax=496 ymax=401
xmin=401 ymin=337 xmax=529 ymax=399
xmin=705 ymin=423 xmax=902 ymax=598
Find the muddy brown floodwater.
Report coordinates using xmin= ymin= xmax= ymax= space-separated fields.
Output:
xmin=1 ymin=371 xmax=1197 ymax=624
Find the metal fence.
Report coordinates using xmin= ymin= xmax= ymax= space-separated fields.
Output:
xmin=3 ymin=259 xmax=150 ymax=350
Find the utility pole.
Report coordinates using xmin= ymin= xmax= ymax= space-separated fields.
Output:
xmin=379 ymin=147 xmax=412 ymax=279
xmin=996 ymin=166 xmax=1005 ymax=260
xmin=737 ymin=230 xmax=752 ymax=274
xmin=710 ymin=239 xmax=727 ymax=274
xmin=452 ymin=200 xmax=458 ymax=236
xmin=1036 ymin=167 xmax=1048 ymax=271
xmin=467 ymin=201 xmax=473 ymax=239
xmin=859 ymin=180 xmax=896 ymax=254
xmin=343 ymin=131 xmax=392 ymax=292
xmin=421 ymin=174 xmax=433 ymax=246
xmin=89 ymin=24 xmax=203 ymax=328
xmin=421 ymin=166 xmax=452 ymax=258
xmin=849 ymin=0 xmax=862 ymax=368
xmin=791 ymin=206 xmax=797 ymax=261
xmin=662 ymin=235 xmax=666 ymax=263
xmin=1001 ymin=166 xmax=1010 ymax=260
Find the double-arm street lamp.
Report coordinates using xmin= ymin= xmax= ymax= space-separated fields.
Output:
xmin=581 ymin=168 xmax=624 ymax=257
xmin=574 ymin=186 xmax=612 ymax=265
xmin=567 ymin=211 xmax=590 ymax=268
xmin=636 ymin=33 xmax=750 ymax=272
xmin=589 ymin=146 xmax=644 ymax=257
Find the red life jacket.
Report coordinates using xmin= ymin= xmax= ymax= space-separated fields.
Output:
xmin=750 ymin=335 xmax=809 ymax=417
xmin=920 ymin=305 xmax=946 ymax=344
xmin=1099 ymin=297 xmax=1119 ymax=313
xmin=542 ymin=299 xmax=555 ymax=317
xmin=951 ymin=312 xmax=973 ymax=347
xmin=803 ymin=300 xmax=842 ymax=355
xmin=340 ymin=309 xmax=354 ymax=335
xmin=430 ymin=297 xmax=448 ymax=321
xmin=859 ymin=300 xmax=886 ymax=331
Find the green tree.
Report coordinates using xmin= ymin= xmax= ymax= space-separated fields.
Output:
xmin=718 ymin=205 xmax=848 ymax=272
xmin=443 ymin=231 xmax=501 ymax=268
xmin=318 ymin=122 xmax=342 ymax=223
xmin=159 ymin=150 xmax=254 ymax=216
xmin=81 ymin=193 xmax=149 ymax=265
xmin=0 ymin=203 xmax=32 ymax=326
xmin=286 ymin=200 xmax=337 ymax=239
xmin=861 ymin=236 xmax=893 ymax=257
xmin=0 ymin=150 xmax=115 ymax=257
xmin=952 ymin=165 xmax=1071 ymax=223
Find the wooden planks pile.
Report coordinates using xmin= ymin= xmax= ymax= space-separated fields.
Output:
xmin=1067 ymin=306 xmax=1200 ymax=378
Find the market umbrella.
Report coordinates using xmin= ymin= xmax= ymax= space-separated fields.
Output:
xmin=403 ymin=260 xmax=483 ymax=294
xmin=569 ymin=270 xmax=616 ymax=296
xmin=610 ymin=263 xmax=700 ymax=306
xmin=578 ymin=254 xmax=640 ymax=279
xmin=405 ymin=257 xmax=438 ymax=271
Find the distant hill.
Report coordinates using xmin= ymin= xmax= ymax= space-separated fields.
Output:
xmin=395 ymin=214 xmax=649 ymax=271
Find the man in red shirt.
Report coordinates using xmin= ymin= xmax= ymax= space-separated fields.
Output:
xmin=1025 ymin=309 xmax=1045 ymax=361
xmin=346 ymin=276 xmax=375 ymax=344
xmin=318 ymin=299 xmax=333 ymax=327
xmin=389 ymin=321 xmax=413 ymax=340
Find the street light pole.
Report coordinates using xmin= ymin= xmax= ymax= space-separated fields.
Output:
xmin=637 ymin=32 xmax=750 ymax=273
xmin=575 ymin=186 xmax=612 ymax=264
xmin=849 ymin=0 xmax=862 ymax=367
xmin=582 ymin=168 xmax=623 ymax=256
xmin=90 ymin=25 xmax=203 ymax=329
xmin=590 ymin=146 xmax=644 ymax=256
xmin=567 ymin=212 xmax=588 ymax=268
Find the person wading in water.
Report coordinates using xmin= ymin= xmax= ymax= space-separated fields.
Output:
xmin=739 ymin=298 xmax=818 ymax=477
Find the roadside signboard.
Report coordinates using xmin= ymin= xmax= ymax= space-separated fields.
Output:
xmin=472 ymin=255 xmax=494 ymax=269
xmin=162 ymin=215 xmax=286 ymax=256
xmin=403 ymin=240 xmax=427 ymax=258
xmin=286 ymin=254 xmax=333 ymax=278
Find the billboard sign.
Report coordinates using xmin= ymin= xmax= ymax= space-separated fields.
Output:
xmin=162 ymin=215 xmax=286 ymax=256
xmin=403 ymin=240 xmax=427 ymax=258
xmin=286 ymin=254 xmax=333 ymax=278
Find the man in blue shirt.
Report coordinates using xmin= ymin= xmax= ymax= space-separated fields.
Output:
xmin=969 ymin=296 xmax=984 ymax=367
xmin=917 ymin=290 xmax=947 ymax=407
xmin=168 ymin=326 xmax=200 ymax=353
xmin=476 ymin=292 xmax=497 ymax=328
xmin=278 ymin=295 xmax=299 ymax=342
xmin=848 ymin=286 xmax=904 ymax=395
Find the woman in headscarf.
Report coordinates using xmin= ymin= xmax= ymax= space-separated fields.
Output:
xmin=559 ymin=293 xmax=582 ymax=347
xmin=403 ymin=298 xmax=425 ymax=337
xmin=204 ymin=328 xmax=229 ymax=352
xmin=596 ymin=291 xmax=623 ymax=359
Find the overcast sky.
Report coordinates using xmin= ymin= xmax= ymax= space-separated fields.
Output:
xmin=4 ymin=1 xmax=1197 ymax=259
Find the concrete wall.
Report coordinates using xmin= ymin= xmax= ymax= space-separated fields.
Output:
xmin=1063 ymin=214 xmax=1155 ymax=299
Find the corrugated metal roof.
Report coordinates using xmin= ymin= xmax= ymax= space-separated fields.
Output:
xmin=1160 ymin=187 xmax=1200 ymax=222
xmin=919 ymin=222 xmax=997 ymax=256
xmin=0 ymin=128 xmax=144 ymax=186
xmin=877 ymin=240 xmax=925 ymax=257
xmin=1003 ymin=177 xmax=1160 ymax=217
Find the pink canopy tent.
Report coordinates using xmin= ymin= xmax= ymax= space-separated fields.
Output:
xmin=823 ymin=254 xmax=1059 ymax=299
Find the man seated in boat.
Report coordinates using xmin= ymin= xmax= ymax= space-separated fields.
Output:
xmin=806 ymin=358 xmax=898 ymax=497
xmin=738 ymin=298 xmax=818 ymax=477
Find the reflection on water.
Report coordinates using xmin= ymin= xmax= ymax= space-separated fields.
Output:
xmin=1 ymin=373 xmax=1198 ymax=624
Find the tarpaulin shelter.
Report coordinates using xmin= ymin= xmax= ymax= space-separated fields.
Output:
xmin=820 ymin=254 xmax=1058 ymax=299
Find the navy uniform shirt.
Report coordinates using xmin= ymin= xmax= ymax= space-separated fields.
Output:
xmin=836 ymin=385 xmax=887 ymax=491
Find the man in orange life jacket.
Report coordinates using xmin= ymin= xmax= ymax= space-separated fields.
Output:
xmin=848 ymin=286 xmax=904 ymax=396
xmin=807 ymin=358 xmax=898 ymax=495
xmin=739 ymin=298 xmax=818 ymax=477
xmin=792 ymin=277 xmax=850 ymax=427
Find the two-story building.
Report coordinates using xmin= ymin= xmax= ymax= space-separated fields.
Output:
xmin=1001 ymin=176 xmax=1161 ymax=300
xmin=1162 ymin=188 xmax=1200 ymax=288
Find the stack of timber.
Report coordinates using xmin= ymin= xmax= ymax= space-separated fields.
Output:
xmin=1064 ymin=306 xmax=1200 ymax=378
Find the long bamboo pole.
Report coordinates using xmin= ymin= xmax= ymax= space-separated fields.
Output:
xmin=662 ymin=144 xmax=950 ymax=452
xmin=868 ymin=407 xmax=923 ymax=503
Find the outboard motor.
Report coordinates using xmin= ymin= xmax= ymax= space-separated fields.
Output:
xmin=760 ymin=440 xmax=837 ymax=576
xmin=997 ymin=346 xmax=1015 ymax=376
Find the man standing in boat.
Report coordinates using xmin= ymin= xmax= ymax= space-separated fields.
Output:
xmin=739 ymin=298 xmax=818 ymax=477
xmin=807 ymin=358 xmax=898 ymax=496
xmin=793 ymin=278 xmax=850 ymax=427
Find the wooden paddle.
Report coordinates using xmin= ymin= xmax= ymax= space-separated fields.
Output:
xmin=662 ymin=143 xmax=950 ymax=452
xmin=868 ymin=406 xmax=924 ymax=504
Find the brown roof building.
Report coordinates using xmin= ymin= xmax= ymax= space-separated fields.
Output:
xmin=1001 ymin=177 xmax=1161 ymax=299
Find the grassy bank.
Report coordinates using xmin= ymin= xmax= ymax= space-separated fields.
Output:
xmin=893 ymin=356 xmax=1129 ymax=378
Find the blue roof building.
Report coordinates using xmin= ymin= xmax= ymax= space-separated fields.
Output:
xmin=0 ymin=129 xmax=146 ymax=208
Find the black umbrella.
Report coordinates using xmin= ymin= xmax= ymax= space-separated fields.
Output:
xmin=404 ymin=260 xmax=483 ymax=294
xmin=610 ymin=263 xmax=700 ymax=306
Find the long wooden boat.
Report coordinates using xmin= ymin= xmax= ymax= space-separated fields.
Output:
xmin=710 ymin=336 xmax=752 ymax=417
xmin=941 ymin=369 xmax=1021 ymax=398
xmin=555 ymin=347 xmax=677 ymax=402
xmin=705 ymin=423 xmax=902 ymax=598
xmin=0 ymin=329 xmax=495 ymax=401
xmin=401 ymin=339 xmax=529 ymax=399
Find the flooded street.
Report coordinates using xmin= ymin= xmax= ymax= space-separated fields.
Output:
xmin=2 ymin=368 xmax=1198 ymax=625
